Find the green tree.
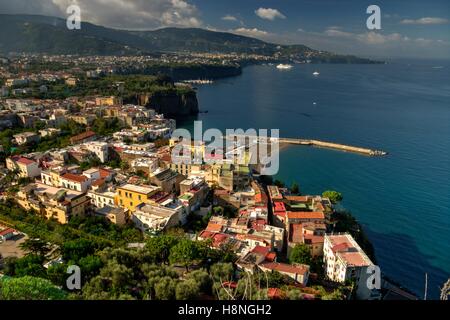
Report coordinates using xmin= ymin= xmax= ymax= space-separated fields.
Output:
xmin=291 ymin=181 xmax=300 ymax=195
xmin=287 ymin=289 xmax=303 ymax=300
xmin=99 ymin=261 xmax=133 ymax=293
xmin=144 ymin=235 xmax=179 ymax=264
xmin=1 ymin=257 xmax=18 ymax=276
xmin=46 ymin=263 xmax=68 ymax=287
xmin=289 ymin=244 xmax=312 ymax=266
xmin=210 ymin=262 xmax=234 ymax=282
xmin=169 ymin=239 xmax=200 ymax=272
xmin=274 ymin=180 xmax=285 ymax=188
xmin=154 ymin=276 xmax=177 ymax=300
xmin=79 ymin=255 xmax=103 ymax=281
xmin=265 ymin=270 xmax=292 ymax=288
xmin=322 ymin=190 xmax=343 ymax=204
xmin=175 ymin=279 xmax=200 ymax=300
xmin=14 ymin=254 xmax=46 ymax=278
xmin=186 ymin=270 xmax=212 ymax=294
xmin=0 ymin=276 xmax=66 ymax=300
xmin=61 ymin=239 xmax=97 ymax=263
xmin=19 ymin=238 xmax=51 ymax=257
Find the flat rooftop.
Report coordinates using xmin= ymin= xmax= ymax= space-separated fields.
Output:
xmin=34 ymin=182 xmax=82 ymax=199
xmin=118 ymin=184 xmax=159 ymax=194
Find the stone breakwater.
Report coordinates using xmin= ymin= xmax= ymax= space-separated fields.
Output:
xmin=225 ymin=135 xmax=387 ymax=156
xmin=277 ymin=138 xmax=388 ymax=156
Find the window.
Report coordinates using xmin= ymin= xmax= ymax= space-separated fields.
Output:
xmin=138 ymin=195 xmax=141 ymax=201
xmin=130 ymin=202 xmax=133 ymax=207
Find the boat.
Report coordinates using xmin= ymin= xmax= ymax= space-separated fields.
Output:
xmin=183 ymin=79 xmax=214 ymax=84
xmin=313 ymin=71 xmax=320 ymax=76
xmin=276 ymin=64 xmax=293 ymax=70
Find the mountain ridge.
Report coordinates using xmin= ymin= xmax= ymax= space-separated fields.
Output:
xmin=0 ymin=14 xmax=380 ymax=63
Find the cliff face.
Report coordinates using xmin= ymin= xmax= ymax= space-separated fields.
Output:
xmin=139 ymin=91 xmax=199 ymax=118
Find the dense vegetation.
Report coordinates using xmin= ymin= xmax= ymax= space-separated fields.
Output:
xmin=0 ymin=14 xmax=381 ymax=64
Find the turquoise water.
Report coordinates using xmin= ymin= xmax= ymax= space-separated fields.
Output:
xmin=179 ymin=61 xmax=450 ymax=299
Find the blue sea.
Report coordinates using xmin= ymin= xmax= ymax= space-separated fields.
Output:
xmin=179 ymin=60 xmax=450 ymax=299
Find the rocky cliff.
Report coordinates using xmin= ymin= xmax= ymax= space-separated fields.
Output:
xmin=138 ymin=91 xmax=199 ymax=118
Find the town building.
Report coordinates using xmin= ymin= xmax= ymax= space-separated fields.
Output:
xmin=13 ymin=132 xmax=40 ymax=145
xmin=95 ymin=206 xmax=127 ymax=226
xmin=70 ymin=131 xmax=97 ymax=145
xmin=115 ymin=183 xmax=161 ymax=212
xmin=323 ymin=233 xmax=380 ymax=300
xmin=60 ymin=173 xmax=91 ymax=193
xmin=17 ymin=183 xmax=90 ymax=224
xmin=6 ymin=156 xmax=41 ymax=178
xmin=132 ymin=200 xmax=186 ymax=233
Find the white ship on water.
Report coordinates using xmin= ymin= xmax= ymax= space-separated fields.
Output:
xmin=276 ymin=64 xmax=293 ymax=70
xmin=313 ymin=71 xmax=320 ymax=76
xmin=183 ymin=79 xmax=214 ymax=84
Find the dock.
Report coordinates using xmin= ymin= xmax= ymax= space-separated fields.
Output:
xmin=277 ymin=138 xmax=387 ymax=156
xmin=225 ymin=135 xmax=387 ymax=156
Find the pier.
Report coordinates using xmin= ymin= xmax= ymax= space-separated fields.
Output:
xmin=225 ymin=135 xmax=387 ymax=156
xmin=277 ymin=138 xmax=387 ymax=156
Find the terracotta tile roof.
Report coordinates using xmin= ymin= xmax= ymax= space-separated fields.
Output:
xmin=91 ymin=178 xmax=105 ymax=187
xmin=0 ymin=228 xmax=15 ymax=236
xmin=99 ymin=168 xmax=113 ymax=178
xmin=212 ymin=233 xmax=229 ymax=247
xmin=61 ymin=173 xmax=89 ymax=183
xmin=251 ymin=245 xmax=271 ymax=256
xmin=273 ymin=201 xmax=286 ymax=212
xmin=206 ymin=222 xmax=223 ymax=233
xmin=16 ymin=157 xmax=36 ymax=165
xmin=267 ymin=288 xmax=284 ymax=300
xmin=304 ymin=234 xmax=324 ymax=244
xmin=260 ymin=262 xmax=309 ymax=275
xmin=265 ymin=252 xmax=277 ymax=262
xmin=339 ymin=251 xmax=370 ymax=267
xmin=287 ymin=211 xmax=324 ymax=220
xmin=198 ymin=230 xmax=215 ymax=239
xmin=71 ymin=130 xmax=96 ymax=142
xmin=289 ymin=223 xmax=303 ymax=243
xmin=285 ymin=195 xmax=310 ymax=202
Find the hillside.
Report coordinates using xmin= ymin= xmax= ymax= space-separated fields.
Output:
xmin=0 ymin=14 xmax=379 ymax=63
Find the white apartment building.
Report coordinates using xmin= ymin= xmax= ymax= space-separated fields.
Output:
xmin=82 ymin=141 xmax=109 ymax=163
xmin=132 ymin=200 xmax=187 ymax=233
xmin=323 ymin=233 xmax=380 ymax=300
xmin=59 ymin=173 xmax=91 ymax=193
xmin=6 ymin=156 xmax=41 ymax=178
xmin=88 ymin=189 xmax=116 ymax=208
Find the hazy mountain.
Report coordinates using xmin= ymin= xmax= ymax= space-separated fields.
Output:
xmin=0 ymin=14 xmax=378 ymax=63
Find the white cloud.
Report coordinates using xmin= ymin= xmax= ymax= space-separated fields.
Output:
xmin=255 ymin=8 xmax=286 ymax=21
xmin=232 ymin=27 xmax=270 ymax=38
xmin=325 ymin=28 xmax=410 ymax=45
xmin=221 ymin=15 xmax=238 ymax=22
xmin=400 ymin=17 xmax=449 ymax=25
xmin=0 ymin=0 xmax=203 ymax=29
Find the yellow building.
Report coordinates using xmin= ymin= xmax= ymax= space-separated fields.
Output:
xmin=95 ymin=96 xmax=122 ymax=106
xmin=17 ymin=183 xmax=90 ymax=224
xmin=115 ymin=184 xmax=161 ymax=213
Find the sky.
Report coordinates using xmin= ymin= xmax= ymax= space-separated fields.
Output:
xmin=0 ymin=0 xmax=449 ymax=59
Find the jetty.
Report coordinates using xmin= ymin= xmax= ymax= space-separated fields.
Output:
xmin=277 ymin=138 xmax=387 ymax=156
xmin=225 ymin=135 xmax=387 ymax=156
